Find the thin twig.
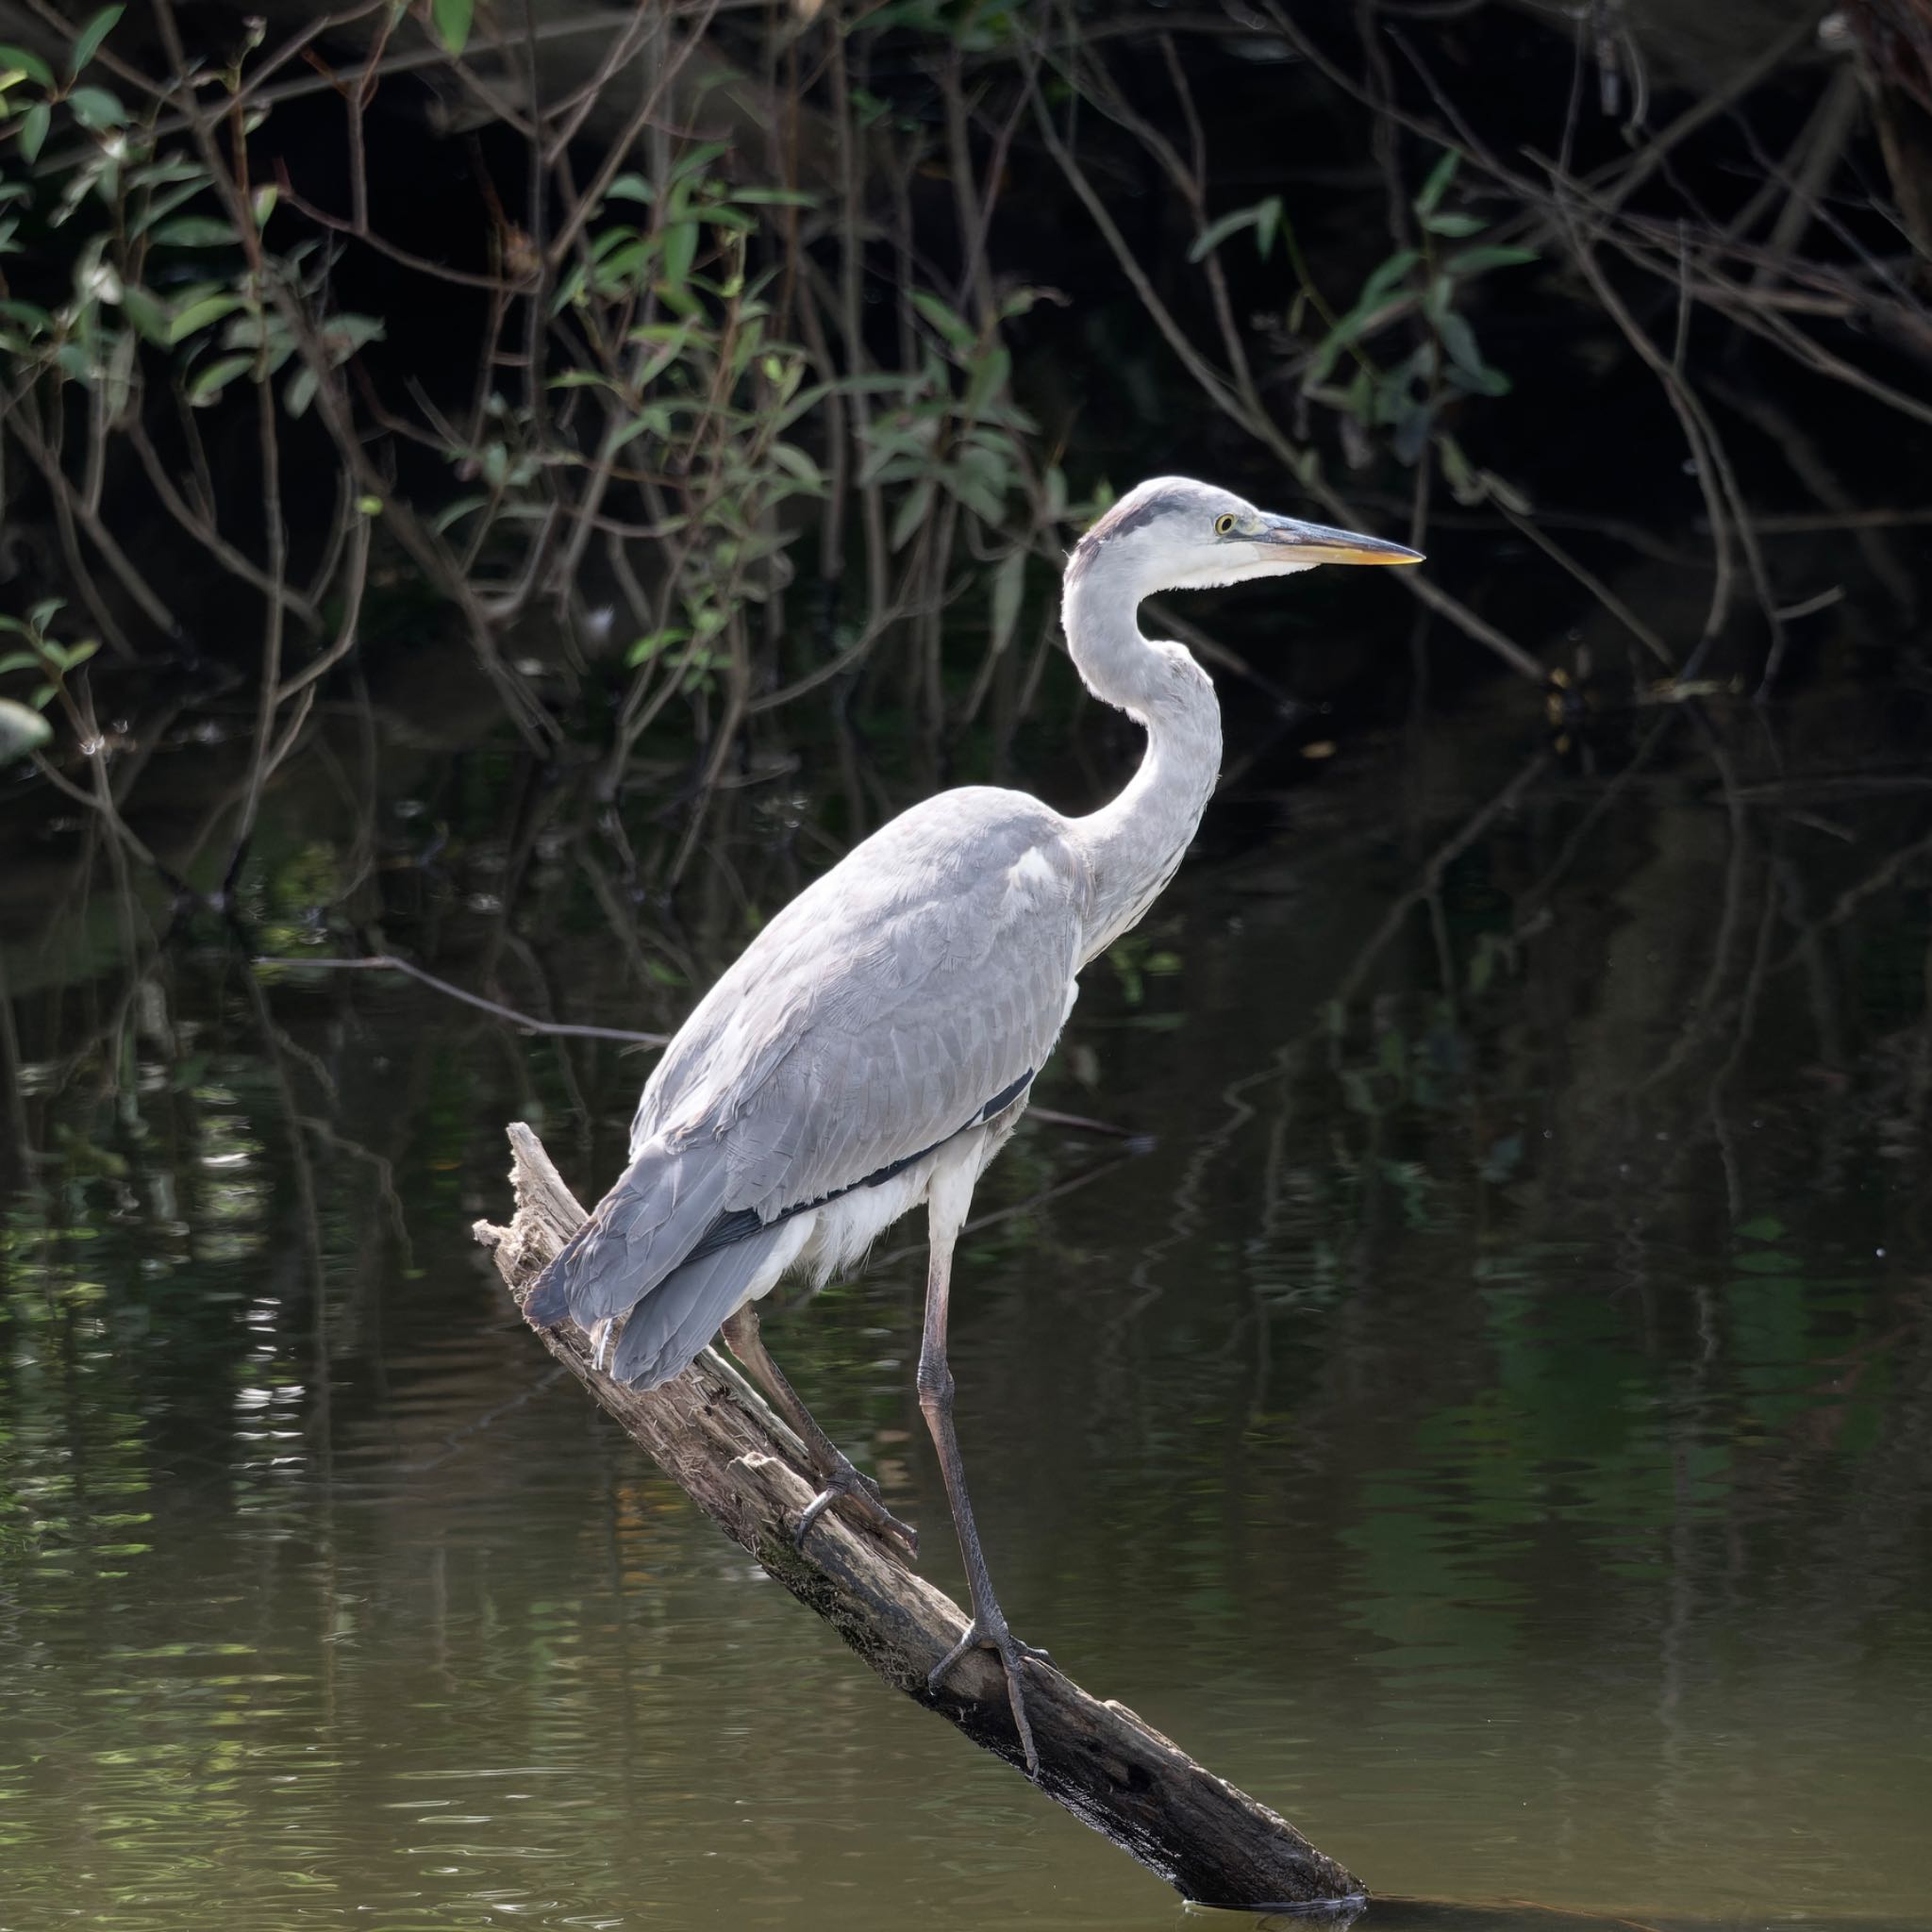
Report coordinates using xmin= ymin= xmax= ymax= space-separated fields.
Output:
xmin=256 ymin=955 xmax=669 ymax=1044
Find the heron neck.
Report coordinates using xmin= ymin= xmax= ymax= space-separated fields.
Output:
xmin=1063 ymin=560 xmax=1223 ymax=962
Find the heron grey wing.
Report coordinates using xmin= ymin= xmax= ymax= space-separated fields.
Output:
xmin=631 ymin=789 xmax=1086 ymax=1158
xmin=711 ymin=811 xmax=1087 ymax=1220
xmin=529 ymin=793 xmax=1083 ymax=1338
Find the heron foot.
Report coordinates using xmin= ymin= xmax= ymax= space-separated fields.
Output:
xmin=794 ymin=1456 xmax=920 ymax=1559
xmin=928 ymin=1607 xmax=1052 ymax=1776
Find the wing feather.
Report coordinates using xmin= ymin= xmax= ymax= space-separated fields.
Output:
xmin=532 ymin=789 xmax=1088 ymax=1339
xmin=647 ymin=791 xmax=1087 ymax=1220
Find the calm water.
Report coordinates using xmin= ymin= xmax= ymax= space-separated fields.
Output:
xmin=3 ymin=688 xmax=1930 ymax=1930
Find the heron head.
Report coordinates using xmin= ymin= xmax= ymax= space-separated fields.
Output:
xmin=1069 ymin=476 xmax=1422 ymax=596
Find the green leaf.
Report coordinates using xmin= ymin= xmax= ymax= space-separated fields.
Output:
xmin=944 ymin=456 xmax=1006 ymax=525
xmin=188 ymin=352 xmax=253 ymax=405
xmin=668 ymin=141 xmax=729 ymax=184
xmin=988 ymin=547 xmax=1026 ymax=658
xmin=1735 ymin=1214 xmax=1787 ymax=1242
xmin=221 ymin=309 xmax=272 ymax=349
xmin=658 ymin=218 xmax=696 ymax=291
xmin=961 ymin=341 xmax=1011 ymax=417
xmin=1255 ymin=194 xmax=1283 ymax=260
xmin=130 ymin=181 xmax=208 ymax=238
xmin=1437 ymin=310 xmax=1489 ymax=382
xmin=151 ymin=214 xmax=234 ymax=247
xmin=0 ymin=696 xmax=53 ymax=758
xmin=632 ymin=322 xmax=691 ymax=387
xmin=1413 ymin=149 xmax=1459 ymax=218
xmin=64 ymin=84 xmax=125 ymax=127
xmin=128 ymin=155 xmax=207 ymax=187
xmin=1302 ymin=247 xmax=1420 ymax=388
xmin=908 ymin=289 xmax=976 ymax=356
xmin=1359 ymin=247 xmax=1421 ymax=309
xmin=120 ymin=283 xmax=172 ymax=344
xmin=167 ymin=291 xmax=242 ymax=342
xmin=889 ymin=475 xmax=935 ymax=552
xmin=625 ymin=625 xmax=689 ymax=668
xmin=429 ymin=492 xmax=487 ymax=534
xmin=19 ymin=98 xmax=49 ymax=162
xmin=1438 ymin=311 xmax=1510 ymax=396
xmin=654 ymin=277 xmax=700 ymax=321
xmin=431 ymin=0 xmax=474 ymax=56
xmin=767 ymin=441 xmax=824 ymax=491
xmin=729 ymin=186 xmax=815 ymax=207
xmin=1437 ymin=433 xmax=1483 ymax=507
xmin=0 ymin=44 xmax=55 ymax=89
xmin=1423 ymin=210 xmax=1485 ymax=237
xmin=283 ymin=362 xmax=317 ymax=416
xmin=318 ymin=311 xmax=384 ymax=359
xmin=1444 ymin=243 xmax=1539 ymax=275
xmin=1188 ymin=201 xmax=1266 ymax=262
xmin=0 ymin=648 xmax=41 ymax=673
xmin=71 ymin=6 xmax=123 ymax=75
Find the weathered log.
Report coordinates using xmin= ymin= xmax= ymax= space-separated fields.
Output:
xmin=475 ymin=1121 xmax=1365 ymax=1910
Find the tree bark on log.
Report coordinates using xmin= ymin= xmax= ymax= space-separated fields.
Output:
xmin=475 ymin=1122 xmax=1366 ymax=1910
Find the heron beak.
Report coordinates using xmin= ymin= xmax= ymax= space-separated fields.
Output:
xmin=1257 ymin=515 xmax=1424 ymax=566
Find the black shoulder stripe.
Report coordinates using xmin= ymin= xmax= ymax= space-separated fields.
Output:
xmin=682 ymin=1205 xmax=764 ymax=1263
xmin=684 ymin=1067 xmax=1039 ymax=1263
xmin=974 ymin=1068 xmax=1034 ymax=1124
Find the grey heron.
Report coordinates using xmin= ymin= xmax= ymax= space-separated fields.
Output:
xmin=526 ymin=476 xmax=1420 ymax=1771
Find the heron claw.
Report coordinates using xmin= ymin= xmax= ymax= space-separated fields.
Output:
xmin=794 ymin=1459 xmax=919 ymax=1559
xmin=928 ymin=1610 xmax=1050 ymax=1777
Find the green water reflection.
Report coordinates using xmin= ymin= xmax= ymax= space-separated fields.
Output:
xmin=3 ymin=693 xmax=1930 ymax=1929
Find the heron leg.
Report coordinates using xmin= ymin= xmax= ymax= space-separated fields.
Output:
xmin=916 ymin=1155 xmax=1051 ymax=1778
xmin=720 ymin=1304 xmax=919 ymax=1558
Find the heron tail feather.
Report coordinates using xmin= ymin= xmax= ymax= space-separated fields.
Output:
xmin=522 ymin=1141 xmax=736 ymax=1332
xmin=608 ymin=1223 xmax=793 ymax=1390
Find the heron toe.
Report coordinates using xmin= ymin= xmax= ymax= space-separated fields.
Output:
xmin=796 ymin=1455 xmax=920 ymax=1557
xmin=928 ymin=1608 xmax=1052 ymax=1776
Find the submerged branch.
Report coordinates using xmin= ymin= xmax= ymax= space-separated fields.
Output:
xmin=475 ymin=1122 xmax=1366 ymax=1911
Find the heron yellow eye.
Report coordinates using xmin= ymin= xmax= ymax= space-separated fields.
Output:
xmin=1214 ymin=512 xmax=1238 ymax=536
